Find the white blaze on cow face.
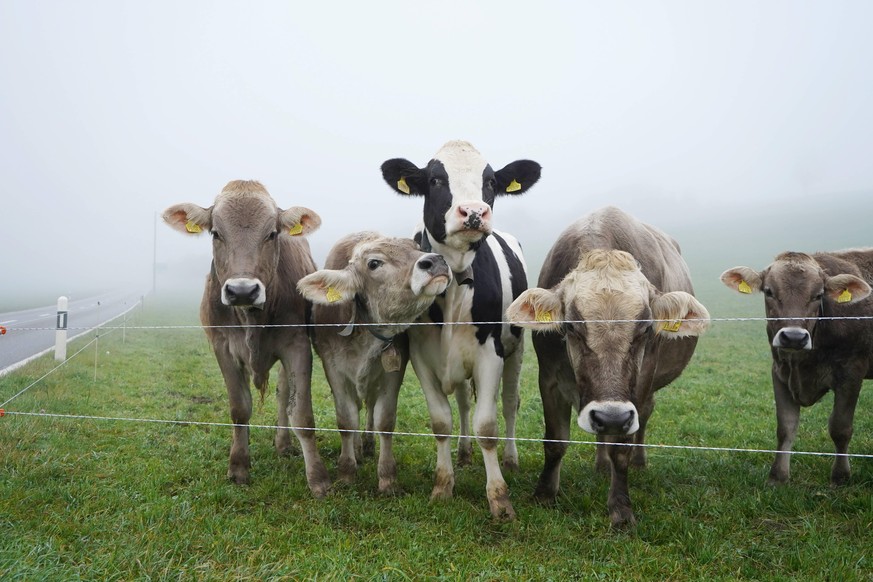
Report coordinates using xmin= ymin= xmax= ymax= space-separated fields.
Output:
xmin=508 ymin=249 xmax=710 ymax=436
xmin=721 ymin=252 xmax=872 ymax=352
xmin=432 ymin=141 xmax=493 ymax=246
xmin=163 ymin=180 xmax=321 ymax=309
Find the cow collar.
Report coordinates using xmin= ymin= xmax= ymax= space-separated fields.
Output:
xmin=338 ymin=294 xmax=400 ymax=344
xmin=419 ymin=230 xmax=474 ymax=287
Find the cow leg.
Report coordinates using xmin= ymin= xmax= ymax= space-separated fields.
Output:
xmin=362 ymin=396 xmax=376 ymax=459
xmin=501 ymin=345 xmax=523 ymax=472
xmin=416 ymin=367 xmax=456 ymax=500
xmin=631 ymin=395 xmax=655 ymax=468
xmin=606 ymin=439 xmax=636 ymax=529
xmin=454 ymin=381 xmax=473 ymax=466
xmin=274 ymin=369 xmax=294 ymax=457
xmin=216 ymin=351 xmax=253 ymax=485
xmin=829 ymin=382 xmax=861 ymax=486
xmin=283 ymin=341 xmax=331 ymax=498
xmin=768 ymin=371 xmax=800 ymax=485
xmin=374 ymin=370 xmax=403 ymax=495
xmin=473 ymin=354 xmax=515 ymax=520
xmin=533 ymin=358 xmax=571 ymax=503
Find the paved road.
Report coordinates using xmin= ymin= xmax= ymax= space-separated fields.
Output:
xmin=0 ymin=290 xmax=146 ymax=376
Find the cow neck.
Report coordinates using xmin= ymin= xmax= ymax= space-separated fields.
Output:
xmin=338 ymin=294 xmax=400 ymax=346
xmin=419 ymin=229 xmax=474 ymax=287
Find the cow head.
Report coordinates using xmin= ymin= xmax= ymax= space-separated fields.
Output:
xmin=381 ymin=140 xmax=541 ymax=258
xmin=298 ymin=235 xmax=451 ymax=331
xmin=508 ymin=249 xmax=710 ymax=435
xmin=721 ymin=252 xmax=871 ymax=351
xmin=163 ymin=180 xmax=321 ymax=308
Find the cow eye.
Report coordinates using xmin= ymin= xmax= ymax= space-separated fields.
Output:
xmin=486 ymin=178 xmax=496 ymax=190
xmin=211 ymin=230 xmax=222 ymax=242
xmin=812 ymin=291 xmax=823 ymax=302
xmin=267 ymin=231 xmax=278 ymax=242
xmin=429 ymin=177 xmax=442 ymax=188
xmin=763 ymin=287 xmax=774 ymax=299
xmin=367 ymin=259 xmax=383 ymax=271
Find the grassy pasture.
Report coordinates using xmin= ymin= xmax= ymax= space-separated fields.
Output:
xmin=1 ymin=291 xmax=872 ymax=581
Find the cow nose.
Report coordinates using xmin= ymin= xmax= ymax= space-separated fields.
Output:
xmin=457 ymin=202 xmax=491 ymax=228
xmin=774 ymin=327 xmax=811 ymax=350
xmin=224 ymin=278 xmax=264 ymax=307
xmin=417 ymin=253 xmax=448 ymax=274
xmin=589 ymin=408 xmax=636 ymax=435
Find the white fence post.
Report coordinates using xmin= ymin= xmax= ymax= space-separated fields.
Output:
xmin=55 ymin=296 xmax=68 ymax=361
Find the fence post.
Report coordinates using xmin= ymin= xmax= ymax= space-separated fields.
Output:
xmin=55 ymin=296 xmax=68 ymax=361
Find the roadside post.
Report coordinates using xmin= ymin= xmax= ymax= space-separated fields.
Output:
xmin=55 ymin=296 xmax=68 ymax=361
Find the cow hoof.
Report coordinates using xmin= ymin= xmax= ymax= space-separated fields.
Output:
xmin=533 ymin=481 xmax=559 ymax=504
xmin=378 ymin=481 xmax=402 ymax=496
xmin=830 ymin=473 xmax=851 ymax=487
xmin=227 ymin=468 xmax=250 ymax=486
xmin=308 ymin=478 xmax=331 ymax=499
xmin=430 ymin=485 xmax=454 ymax=501
xmin=766 ymin=474 xmax=789 ymax=487
xmin=609 ymin=507 xmax=637 ymax=530
xmin=337 ymin=459 xmax=358 ymax=484
xmin=489 ymin=495 xmax=516 ymax=521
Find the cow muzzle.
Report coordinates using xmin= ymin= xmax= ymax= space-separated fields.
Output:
xmin=772 ymin=326 xmax=812 ymax=350
xmin=578 ymin=401 xmax=640 ymax=435
xmin=222 ymin=277 xmax=266 ymax=308
xmin=412 ymin=253 xmax=452 ymax=296
xmin=456 ymin=202 xmax=492 ymax=234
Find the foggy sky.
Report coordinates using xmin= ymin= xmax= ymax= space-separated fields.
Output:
xmin=2 ymin=1 xmax=872 ymax=308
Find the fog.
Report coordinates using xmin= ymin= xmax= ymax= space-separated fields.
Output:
xmin=2 ymin=1 xmax=872 ymax=312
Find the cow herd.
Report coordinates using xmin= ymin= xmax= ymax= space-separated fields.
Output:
xmin=163 ymin=140 xmax=873 ymax=528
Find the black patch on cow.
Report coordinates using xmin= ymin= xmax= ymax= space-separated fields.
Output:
xmin=494 ymin=234 xmax=528 ymax=339
xmin=469 ymin=232 xmax=527 ymax=354
xmin=420 ymin=160 xmax=451 ymax=244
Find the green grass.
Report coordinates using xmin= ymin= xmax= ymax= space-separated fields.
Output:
xmin=1 ymin=295 xmax=872 ymax=580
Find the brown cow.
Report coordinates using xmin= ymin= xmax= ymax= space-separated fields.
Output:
xmin=163 ymin=180 xmax=330 ymax=497
xmin=298 ymin=232 xmax=451 ymax=494
xmin=721 ymin=250 xmax=873 ymax=486
xmin=507 ymin=206 xmax=710 ymax=527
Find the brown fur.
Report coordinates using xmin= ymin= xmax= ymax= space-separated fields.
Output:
xmin=163 ymin=180 xmax=330 ymax=497
xmin=722 ymin=247 xmax=873 ymax=487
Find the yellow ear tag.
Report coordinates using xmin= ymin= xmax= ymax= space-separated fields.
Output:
xmin=837 ymin=289 xmax=853 ymax=303
xmin=326 ymin=287 xmax=342 ymax=303
xmin=738 ymin=280 xmax=752 ymax=294
xmin=397 ymin=177 xmax=410 ymax=194
xmin=288 ymin=223 xmax=304 ymax=236
xmin=534 ymin=309 xmax=553 ymax=323
xmin=185 ymin=221 xmax=202 ymax=234
xmin=661 ymin=320 xmax=682 ymax=333
xmin=506 ymin=179 xmax=522 ymax=193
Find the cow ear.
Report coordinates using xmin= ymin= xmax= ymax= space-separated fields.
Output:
xmin=162 ymin=203 xmax=212 ymax=235
xmin=825 ymin=274 xmax=872 ymax=304
xmin=280 ymin=206 xmax=321 ymax=237
xmin=720 ymin=267 xmax=762 ymax=295
xmin=381 ymin=158 xmax=426 ymax=196
xmin=297 ymin=269 xmax=357 ymax=305
xmin=506 ymin=288 xmax=564 ymax=332
xmin=495 ymin=160 xmax=542 ymax=195
xmin=652 ymin=291 xmax=710 ymax=338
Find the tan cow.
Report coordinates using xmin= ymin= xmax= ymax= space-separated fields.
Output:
xmin=507 ymin=206 xmax=710 ymax=527
xmin=163 ymin=180 xmax=330 ymax=497
xmin=298 ymin=232 xmax=451 ymax=494
xmin=722 ymin=250 xmax=873 ymax=486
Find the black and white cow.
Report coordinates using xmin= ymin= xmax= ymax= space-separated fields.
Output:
xmin=381 ymin=140 xmax=541 ymax=519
